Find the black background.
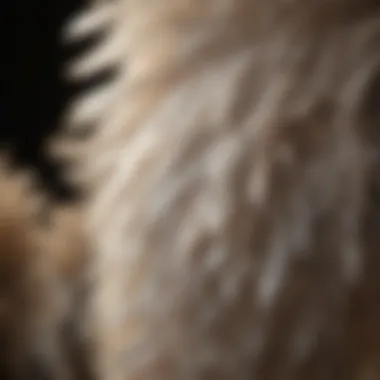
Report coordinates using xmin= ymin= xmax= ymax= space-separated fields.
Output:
xmin=1 ymin=0 xmax=87 ymax=200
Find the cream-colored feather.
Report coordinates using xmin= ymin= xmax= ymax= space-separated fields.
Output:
xmin=55 ymin=1 xmax=380 ymax=379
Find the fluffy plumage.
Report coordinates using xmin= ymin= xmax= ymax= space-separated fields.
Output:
xmin=55 ymin=1 xmax=380 ymax=379
xmin=0 ymin=153 xmax=90 ymax=380
xmin=42 ymin=204 xmax=93 ymax=380
xmin=0 ymin=154 xmax=66 ymax=379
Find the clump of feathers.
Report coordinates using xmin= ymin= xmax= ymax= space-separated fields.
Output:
xmin=2 ymin=0 xmax=380 ymax=379
xmin=56 ymin=1 xmax=380 ymax=379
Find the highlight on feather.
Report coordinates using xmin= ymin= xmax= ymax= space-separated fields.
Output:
xmin=51 ymin=1 xmax=121 ymax=191
xmin=62 ymin=2 xmax=117 ymax=44
xmin=63 ymin=0 xmax=121 ymax=82
xmin=67 ymin=31 xmax=125 ymax=80
xmin=53 ymin=1 xmax=380 ymax=380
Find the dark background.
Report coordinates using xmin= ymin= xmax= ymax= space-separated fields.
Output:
xmin=1 ymin=0 xmax=87 ymax=200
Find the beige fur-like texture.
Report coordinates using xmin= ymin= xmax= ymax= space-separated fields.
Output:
xmin=56 ymin=1 xmax=380 ymax=379
xmin=0 ymin=155 xmax=64 ymax=379
xmin=42 ymin=204 xmax=93 ymax=380
xmin=0 ymin=154 xmax=89 ymax=380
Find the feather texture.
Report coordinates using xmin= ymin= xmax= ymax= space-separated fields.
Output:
xmin=54 ymin=1 xmax=380 ymax=379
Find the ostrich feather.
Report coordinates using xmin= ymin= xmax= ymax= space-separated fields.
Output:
xmin=54 ymin=1 xmax=380 ymax=379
